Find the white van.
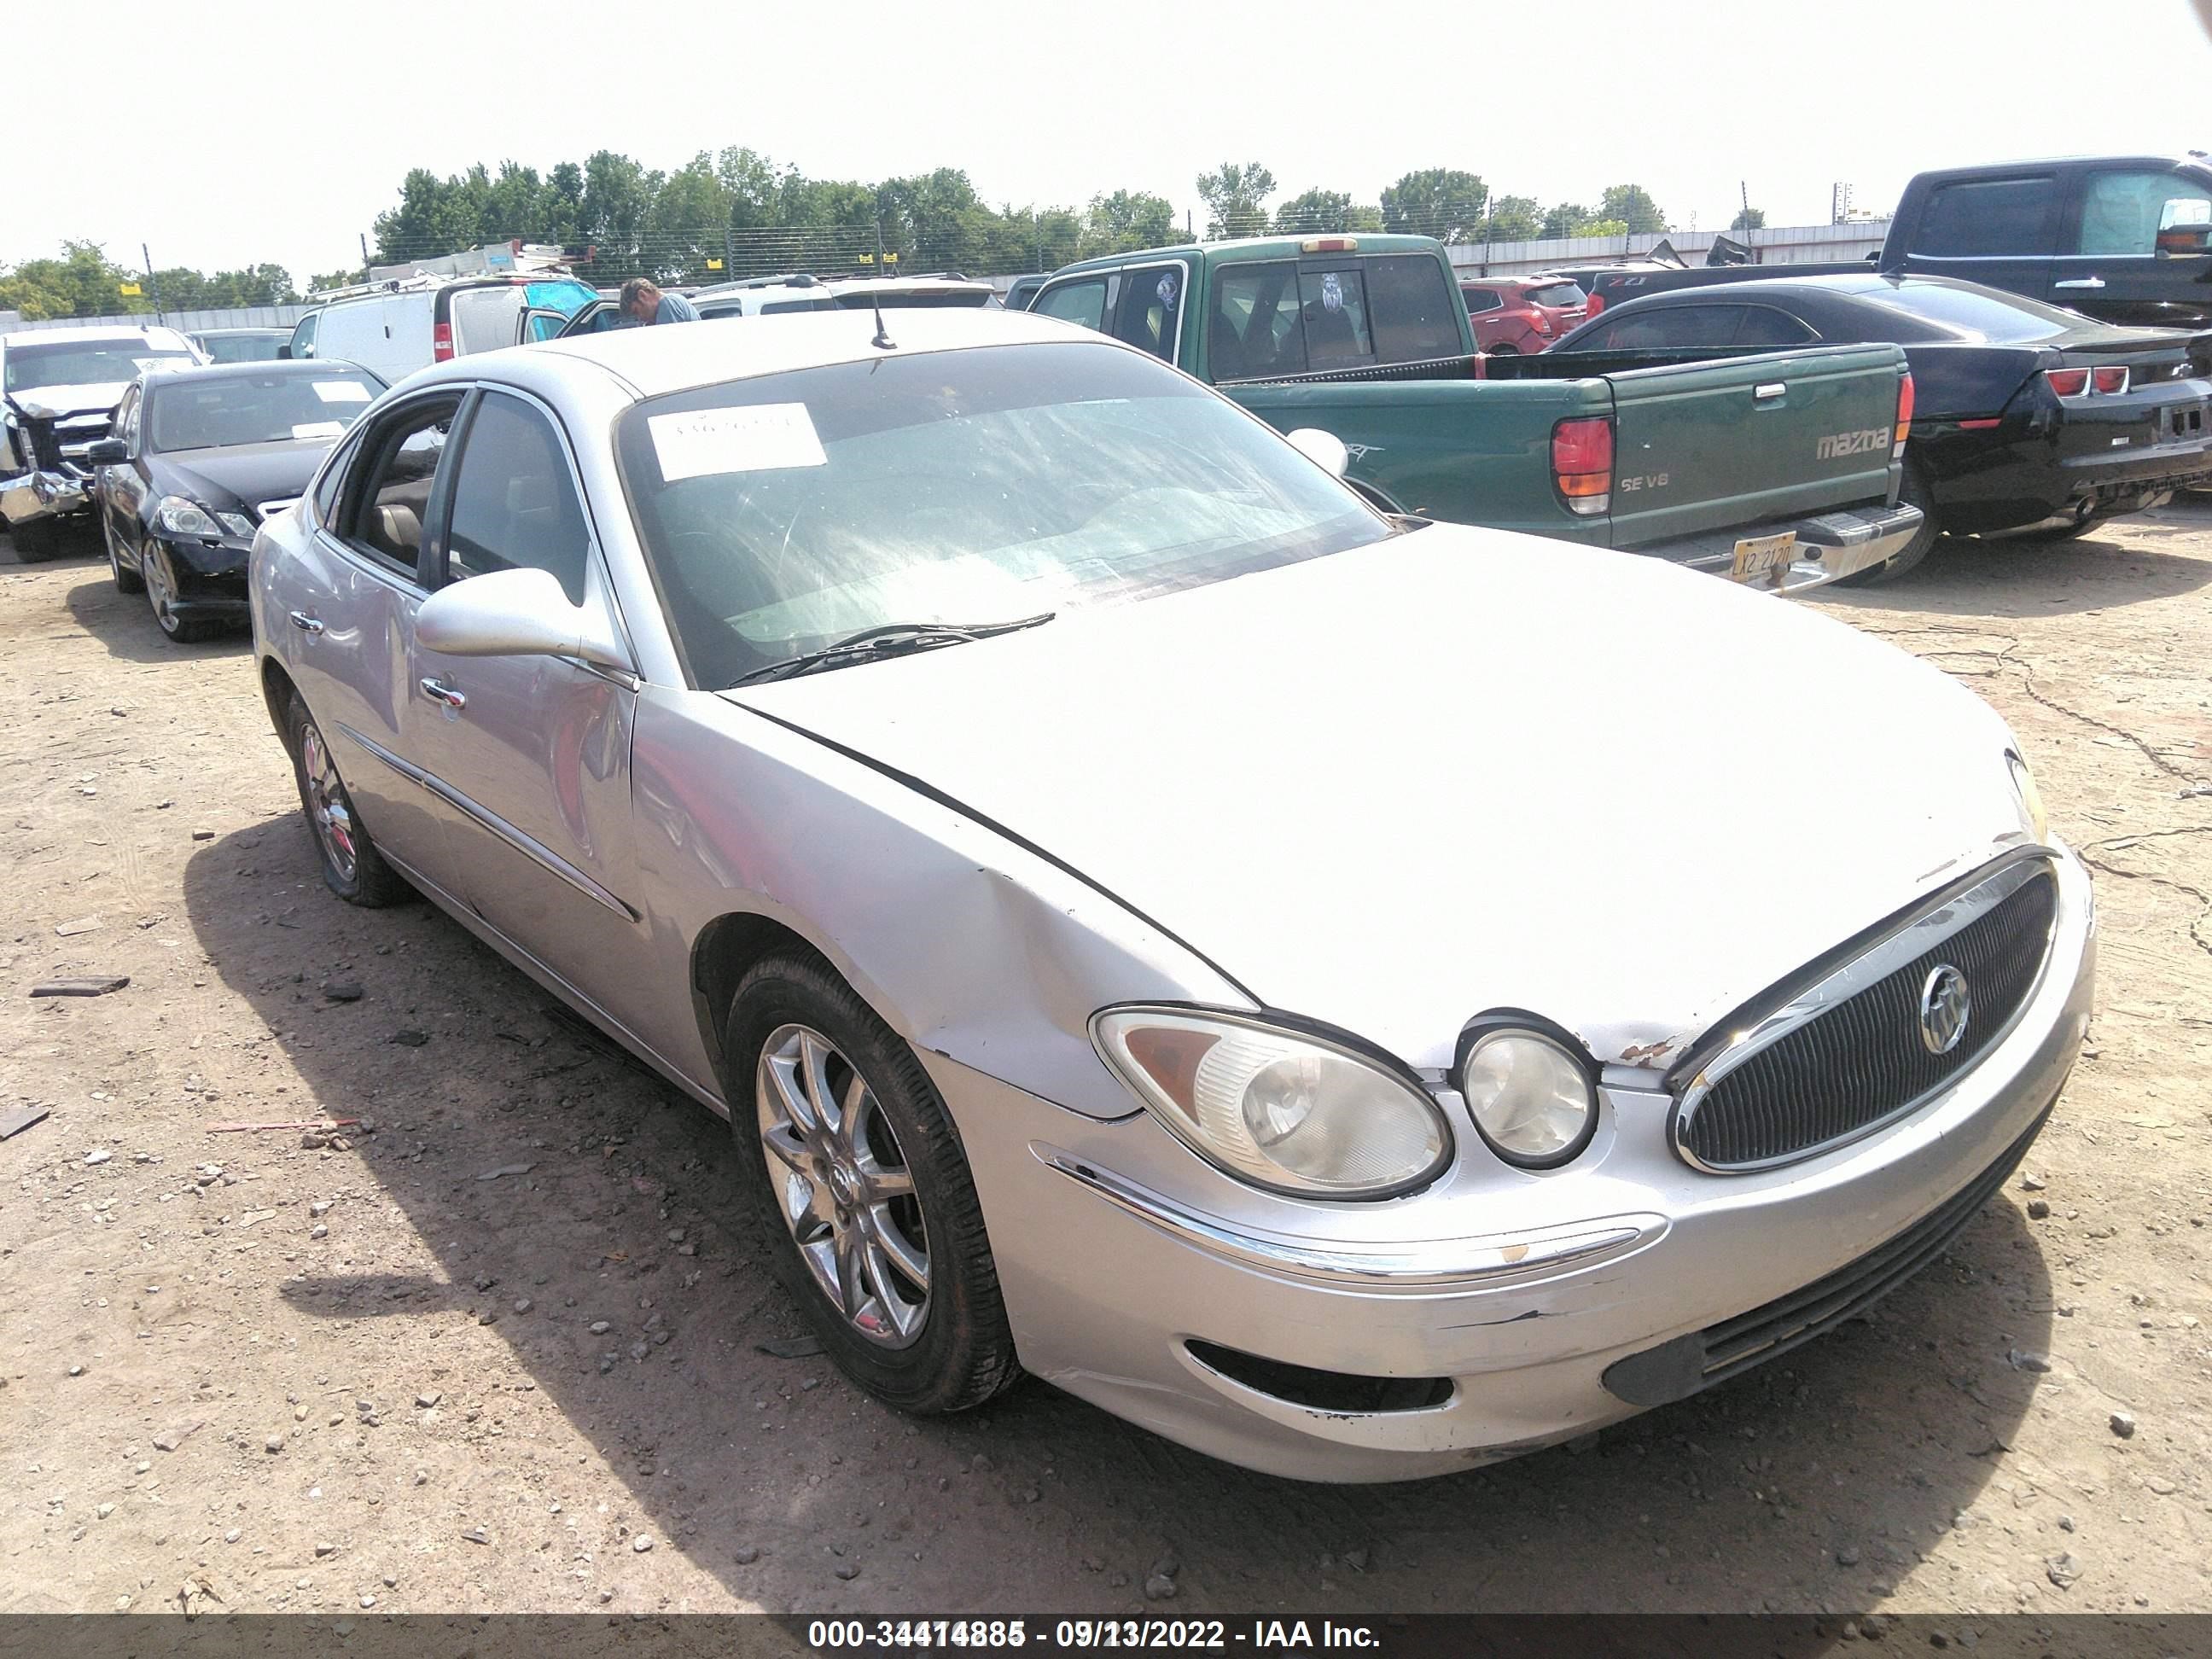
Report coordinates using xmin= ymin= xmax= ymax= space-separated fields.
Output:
xmin=284 ymin=276 xmax=597 ymax=383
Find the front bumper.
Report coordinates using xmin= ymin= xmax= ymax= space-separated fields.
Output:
xmin=161 ymin=536 xmax=253 ymax=620
xmin=1640 ymin=500 xmax=1924 ymax=595
xmin=0 ymin=469 xmax=90 ymax=529
xmin=927 ymin=847 xmax=2094 ymax=1482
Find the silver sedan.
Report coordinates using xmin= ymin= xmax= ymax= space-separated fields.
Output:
xmin=250 ymin=310 xmax=2093 ymax=1482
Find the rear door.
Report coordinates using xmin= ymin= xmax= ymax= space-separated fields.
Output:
xmin=1894 ymin=170 xmax=2061 ymax=307
xmin=2049 ymin=164 xmax=2212 ymax=328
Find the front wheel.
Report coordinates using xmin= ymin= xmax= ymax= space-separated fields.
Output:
xmin=144 ymin=542 xmax=219 ymax=642
xmin=728 ymin=954 xmax=1019 ymax=1415
xmin=1833 ymin=457 xmax=1939 ymax=587
xmin=285 ymin=695 xmax=409 ymax=906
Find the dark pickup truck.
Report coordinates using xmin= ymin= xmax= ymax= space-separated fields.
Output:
xmin=1578 ymin=154 xmax=2212 ymax=332
xmin=1030 ymin=234 xmax=1924 ymax=592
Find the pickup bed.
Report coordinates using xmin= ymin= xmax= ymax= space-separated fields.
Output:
xmin=1030 ymin=234 xmax=1922 ymax=592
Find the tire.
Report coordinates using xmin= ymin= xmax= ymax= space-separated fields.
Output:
xmin=1834 ymin=457 xmax=1939 ymax=587
xmin=727 ymin=953 xmax=1019 ymax=1415
xmin=9 ymin=516 xmax=61 ymax=562
xmin=284 ymin=694 xmax=410 ymax=906
xmin=1487 ymin=344 xmax=1520 ymax=357
xmin=103 ymin=511 xmax=144 ymax=594
xmin=143 ymin=541 xmax=220 ymax=642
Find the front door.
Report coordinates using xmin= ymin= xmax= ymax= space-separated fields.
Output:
xmin=399 ymin=387 xmax=652 ymax=1028
xmin=2049 ymin=165 xmax=2212 ymax=329
xmin=1898 ymin=171 xmax=2059 ymax=311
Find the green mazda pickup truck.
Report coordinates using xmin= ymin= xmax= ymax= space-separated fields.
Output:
xmin=1029 ymin=234 xmax=1927 ymax=590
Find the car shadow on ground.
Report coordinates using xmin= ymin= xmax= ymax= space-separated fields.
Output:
xmin=0 ymin=518 xmax=106 ymax=578
xmin=1820 ymin=509 xmax=2212 ymax=621
xmin=62 ymin=573 xmax=250 ymax=666
xmin=179 ymin=798 xmax=2059 ymax=1613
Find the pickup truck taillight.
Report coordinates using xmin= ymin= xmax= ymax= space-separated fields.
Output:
xmin=433 ymin=322 xmax=455 ymax=363
xmin=1895 ymin=372 xmax=1914 ymax=458
xmin=1551 ymin=416 xmax=1613 ymax=515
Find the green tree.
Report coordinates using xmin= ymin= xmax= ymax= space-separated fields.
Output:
xmin=0 ymin=242 xmax=137 ymax=318
xmin=1271 ymin=189 xmax=1385 ymax=235
xmin=1483 ymin=195 xmax=1542 ymax=242
xmin=652 ymin=151 xmax=736 ymax=279
xmin=1080 ymin=189 xmax=1177 ymax=256
xmin=1598 ymin=183 xmax=1666 ymax=235
xmin=1380 ymin=168 xmax=1488 ymax=243
xmin=1196 ymin=161 xmax=1276 ymax=239
xmin=1730 ymin=204 xmax=1767 ymax=231
xmin=579 ymin=150 xmax=665 ymax=278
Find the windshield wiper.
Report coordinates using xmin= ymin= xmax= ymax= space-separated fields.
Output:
xmin=726 ymin=612 xmax=1057 ymax=687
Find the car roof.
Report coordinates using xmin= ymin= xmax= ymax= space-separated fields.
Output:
xmin=2 ymin=325 xmax=190 ymax=349
xmin=478 ymin=308 xmax=1103 ymax=399
xmin=1912 ymin=153 xmax=2208 ymax=178
xmin=1051 ymin=233 xmax=1441 ymax=277
xmin=139 ymin=358 xmax=373 ymax=387
xmin=190 ymin=326 xmax=290 ymax=337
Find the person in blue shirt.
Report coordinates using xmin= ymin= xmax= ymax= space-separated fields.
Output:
xmin=620 ymin=278 xmax=700 ymax=326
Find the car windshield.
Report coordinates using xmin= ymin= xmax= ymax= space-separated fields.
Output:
xmin=197 ymin=333 xmax=288 ymax=364
xmin=5 ymin=340 xmax=195 ymax=393
xmin=831 ymin=289 xmax=996 ymax=310
xmin=617 ymin=341 xmax=1389 ymax=689
xmin=147 ymin=371 xmax=383 ymax=451
xmin=1850 ymin=281 xmax=2078 ymax=342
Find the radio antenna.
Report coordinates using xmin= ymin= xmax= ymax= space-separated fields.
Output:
xmin=870 ymin=215 xmax=896 ymax=351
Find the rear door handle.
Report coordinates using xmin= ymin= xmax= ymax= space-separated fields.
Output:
xmin=2054 ymin=276 xmax=2105 ymax=290
xmin=419 ymin=678 xmax=467 ymax=710
xmin=288 ymin=611 xmax=323 ymax=634
xmin=1753 ymin=381 xmax=1788 ymax=401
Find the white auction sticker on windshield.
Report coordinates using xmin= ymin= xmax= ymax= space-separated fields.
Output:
xmin=312 ymin=380 xmax=373 ymax=404
xmin=291 ymin=421 xmax=346 ymax=440
xmin=649 ymin=403 xmax=826 ymax=480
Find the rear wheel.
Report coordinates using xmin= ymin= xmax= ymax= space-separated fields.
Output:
xmin=728 ymin=953 xmax=1019 ymax=1415
xmin=285 ymin=695 xmax=409 ymax=906
xmin=103 ymin=511 xmax=144 ymax=594
xmin=1487 ymin=343 xmax=1520 ymax=357
xmin=1834 ymin=457 xmax=1939 ymax=587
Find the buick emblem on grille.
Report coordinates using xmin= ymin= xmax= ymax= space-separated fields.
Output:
xmin=1918 ymin=963 xmax=1971 ymax=1055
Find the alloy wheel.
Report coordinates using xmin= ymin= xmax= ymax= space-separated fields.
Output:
xmin=144 ymin=544 xmax=183 ymax=635
xmin=298 ymin=723 xmax=360 ymax=883
xmin=754 ymin=1022 xmax=930 ymax=1348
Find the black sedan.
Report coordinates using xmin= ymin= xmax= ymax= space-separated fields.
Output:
xmin=1546 ymin=274 xmax=2212 ymax=580
xmin=87 ymin=360 xmax=385 ymax=642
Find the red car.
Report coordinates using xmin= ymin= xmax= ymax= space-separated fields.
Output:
xmin=1458 ymin=276 xmax=1591 ymax=354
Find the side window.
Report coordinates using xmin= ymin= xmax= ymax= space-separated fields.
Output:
xmin=1110 ymin=265 xmax=1184 ymax=360
xmin=1732 ymin=307 xmax=1819 ymax=346
xmin=440 ymin=392 xmax=590 ymax=606
xmin=1462 ymin=288 xmax=1503 ymax=314
xmin=1912 ymin=177 xmax=2059 ymax=257
xmin=341 ymin=396 xmax=460 ymax=579
xmin=1365 ymin=254 xmax=1462 ymax=362
xmin=1297 ymin=266 xmax=1372 ymax=367
xmin=1209 ymin=262 xmax=1305 ymax=380
xmin=1604 ymin=306 xmax=1742 ymax=350
xmin=311 ymin=434 xmax=358 ymax=526
xmin=290 ymin=311 xmax=318 ymax=360
xmin=1034 ymin=277 xmax=1109 ymax=332
xmin=524 ymin=310 xmax=566 ymax=343
xmin=1555 ymin=319 xmax=1617 ymax=352
xmin=2075 ymin=171 xmax=2212 ymax=257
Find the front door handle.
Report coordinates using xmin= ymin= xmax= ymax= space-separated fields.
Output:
xmin=2053 ymin=276 xmax=2106 ymax=290
xmin=288 ymin=611 xmax=324 ymax=634
xmin=419 ymin=678 xmax=467 ymax=711
xmin=1753 ymin=381 xmax=1788 ymax=401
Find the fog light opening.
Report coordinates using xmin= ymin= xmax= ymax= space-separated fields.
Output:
xmin=1185 ymin=1340 xmax=1452 ymax=1414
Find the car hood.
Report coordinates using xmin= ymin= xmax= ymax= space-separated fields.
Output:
xmin=725 ymin=527 xmax=2033 ymax=1076
xmin=158 ymin=439 xmax=335 ymax=509
xmin=7 ymin=381 xmax=131 ymax=422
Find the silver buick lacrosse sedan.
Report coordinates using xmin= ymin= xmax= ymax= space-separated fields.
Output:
xmin=249 ymin=309 xmax=2093 ymax=1481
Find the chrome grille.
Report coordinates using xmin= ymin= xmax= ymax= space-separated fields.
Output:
xmin=1674 ymin=859 xmax=2058 ymax=1172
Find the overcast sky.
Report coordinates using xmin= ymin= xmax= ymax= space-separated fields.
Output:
xmin=10 ymin=0 xmax=2211 ymax=283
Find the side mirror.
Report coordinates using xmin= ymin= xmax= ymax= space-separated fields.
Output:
xmin=86 ymin=439 xmax=129 ymax=466
xmin=415 ymin=567 xmax=632 ymax=672
xmin=276 ymin=345 xmax=292 ymax=359
xmin=1284 ymin=427 xmax=1350 ymax=478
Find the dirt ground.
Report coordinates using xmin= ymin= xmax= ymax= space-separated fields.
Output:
xmin=2 ymin=503 xmax=2208 ymax=1623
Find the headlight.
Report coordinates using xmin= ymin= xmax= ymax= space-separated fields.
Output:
xmin=1091 ymin=1008 xmax=1452 ymax=1198
xmin=215 ymin=510 xmax=255 ymax=539
xmin=2007 ymin=750 xmax=2048 ymax=843
xmin=1457 ymin=1022 xmax=1598 ymax=1169
xmin=154 ymin=497 xmax=221 ymax=538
